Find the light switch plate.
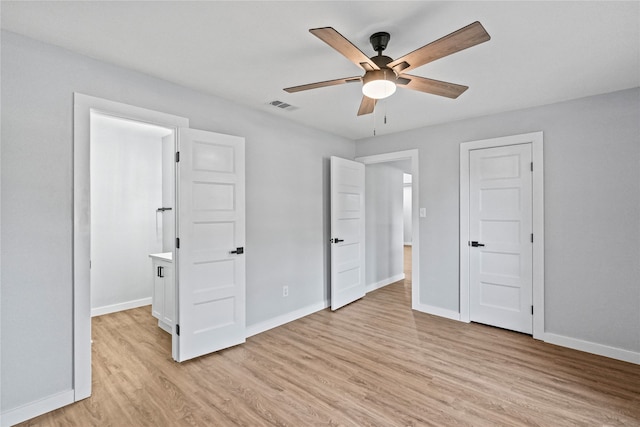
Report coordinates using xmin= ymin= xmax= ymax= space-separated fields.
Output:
xmin=420 ymin=208 xmax=426 ymax=218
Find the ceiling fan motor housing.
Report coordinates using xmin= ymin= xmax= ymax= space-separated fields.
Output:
xmin=370 ymin=31 xmax=391 ymax=53
xmin=367 ymin=55 xmax=399 ymax=81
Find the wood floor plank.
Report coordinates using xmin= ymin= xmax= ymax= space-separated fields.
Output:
xmin=17 ymin=249 xmax=640 ymax=426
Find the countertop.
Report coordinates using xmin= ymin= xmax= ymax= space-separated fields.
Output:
xmin=149 ymin=252 xmax=173 ymax=262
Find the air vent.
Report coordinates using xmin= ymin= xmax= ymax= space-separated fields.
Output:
xmin=267 ymin=100 xmax=299 ymax=111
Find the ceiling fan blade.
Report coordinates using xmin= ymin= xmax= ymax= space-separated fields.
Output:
xmin=310 ymin=27 xmax=380 ymax=71
xmin=284 ymin=76 xmax=361 ymax=93
xmin=398 ymin=75 xmax=468 ymax=99
xmin=357 ymin=96 xmax=377 ymax=116
xmin=388 ymin=21 xmax=490 ymax=74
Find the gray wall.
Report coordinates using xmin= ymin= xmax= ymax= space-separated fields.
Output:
xmin=0 ymin=31 xmax=354 ymax=413
xmin=364 ymin=163 xmax=404 ymax=287
xmin=355 ymin=88 xmax=640 ymax=354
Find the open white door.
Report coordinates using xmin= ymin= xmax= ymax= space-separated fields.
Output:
xmin=330 ymin=156 xmax=366 ymax=310
xmin=175 ymin=128 xmax=246 ymax=362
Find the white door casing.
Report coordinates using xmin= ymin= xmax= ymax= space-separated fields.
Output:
xmin=330 ymin=156 xmax=366 ymax=310
xmin=469 ymin=144 xmax=533 ymax=334
xmin=176 ymin=128 xmax=246 ymax=362
xmin=460 ymin=131 xmax=544 ymax=339
xmin=74 ymin=93 xmax=189 ymax=402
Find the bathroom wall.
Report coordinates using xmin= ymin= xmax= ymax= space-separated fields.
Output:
xmin=90 ymin=113 xmax=168 ymax=315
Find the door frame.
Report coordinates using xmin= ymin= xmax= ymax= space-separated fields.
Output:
xmin=459 ymin=132 xmax=544 ymax=339
xmin=355 ymin=149 xmax=421 ymax=311
xmin=73 ymin=93 xmax=189 ymax=400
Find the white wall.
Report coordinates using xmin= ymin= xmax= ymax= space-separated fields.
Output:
xmin=403 ymin=174 xmax=412 ymax=245
xmin=90 ymin=114 xmax=165 ymax=314
xmin=355 ymin=88 xmax=640 ymax=357
xmin=365 ymin=163 xmax=404 ymax=289
xmin=0 ymin=31 xmax=354 ymax=416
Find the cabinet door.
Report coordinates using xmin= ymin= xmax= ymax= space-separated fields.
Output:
xmin=162 ymin=264 xmax=174 ymax=326
xmin=152 ymin=261 xmax=164 ymax=320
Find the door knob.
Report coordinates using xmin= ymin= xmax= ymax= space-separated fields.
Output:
xmin=469 ymin=241 xmax=485 ymax=247
xmin=229 ymin=247 xmax=244 ymax=254
xmin=331 ymin=238 xmax=345 ymax=244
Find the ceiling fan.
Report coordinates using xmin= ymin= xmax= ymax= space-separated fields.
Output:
xmin=284 ymin=22 xmax=490 ymax=116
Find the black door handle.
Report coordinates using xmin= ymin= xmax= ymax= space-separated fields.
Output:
xmin=230 ymin=247 xmax=244 ymax=254
xmin=332 ymin=238 xmax=344 ymax=244
xmin=157 ymin=266 xmax=164 ymax=277
xmin=470 ymin=241 xmax=485 ymax=247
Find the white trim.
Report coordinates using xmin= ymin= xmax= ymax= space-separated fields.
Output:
xmin=91 ymin=297 xmax=152 ymax=317
xmin=413 ymin=303 xmax=461 ymax=321
xmin=544 ymin=333 xmax=640 ymax=365
xmin=245 ymin=301 xmax=329 ymax=338
xmin=366 ymin=273 xmax=405 ymax=293
xmin=355 ymin=150 xmax=421 ymax=311
xmin=459 ymin=132 xmax=544 ymax=339
xmin=404 ymin=242 xmax=412 ymax=246
xmin=1 ymin=390 xmax=74 ymax=427
xmin=73 ymin=93 xmax=189 ymax=402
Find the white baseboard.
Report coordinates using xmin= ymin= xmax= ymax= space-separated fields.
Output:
xmin=366 ymin=273 xmax=405 ymax=293
xmin=91 ymin=297 xmax=151 ymax=317
xmin=404 ymin=242 xmax=412 ymax=246
xmin=1 ymin=390 xmax=74 ymax=427
xmin=544 ymin=333 xmax=640 ymax=365
xmin=413 ymin=303 xmax=461 ymax=321
xmin=246 ymin=300 xmax=329 ymax=338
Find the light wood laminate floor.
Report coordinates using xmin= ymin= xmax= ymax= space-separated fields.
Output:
xmin=18 ymin=259 xmax=640 ymax=426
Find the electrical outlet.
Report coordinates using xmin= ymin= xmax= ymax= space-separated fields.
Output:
xmin=282 ymin=285 xmax=289 ymax=297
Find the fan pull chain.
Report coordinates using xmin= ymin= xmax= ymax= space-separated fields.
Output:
xmin=384 ymin=97 xmax=388 ymax=125
xmin=373 ymin=104 xmax=377 ymax=136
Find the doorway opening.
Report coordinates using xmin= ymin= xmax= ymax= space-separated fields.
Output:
xmin=90 ymin=112 xmax=175 ymax=320
xmin=355 ymin=150 xmax=420 ymax=310
xmin=73 ymin=93 xmax=189 ymax=401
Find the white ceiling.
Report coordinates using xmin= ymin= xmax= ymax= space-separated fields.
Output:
xmin=2 ymin=1 xmax=638 ymax=140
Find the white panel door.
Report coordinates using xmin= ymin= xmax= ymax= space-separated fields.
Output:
xmin=176 ymin=128 xmax=245 ymax=362
xmin=469 ymin=144 xmax=532 ymax=334
xmin=330 ymin=156 xmax=366 ymax=310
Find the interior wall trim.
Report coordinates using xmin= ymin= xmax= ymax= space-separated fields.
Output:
xmin=245 ymin=300 xmax=329 ymax=338
xmin=91 ymin=297 xmax=152 ymax=318
xmin=543 ymin=333 xmax=640 ymax=365
xmin=1 ymin=390 xmax=74 ymax=427
xmin=366 ymin=273 xmax=405 ymax=293
xmin=413 ymin=303 xmax=461 ymax=321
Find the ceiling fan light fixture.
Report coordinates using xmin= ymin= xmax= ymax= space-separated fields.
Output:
xmin=362 ymin=70 xmax=397 ymax=99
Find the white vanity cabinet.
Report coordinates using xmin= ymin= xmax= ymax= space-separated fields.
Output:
xmin=149 ymin=253 xmax=174 ymax=333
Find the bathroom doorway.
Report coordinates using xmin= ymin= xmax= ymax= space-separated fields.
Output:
xmin=89 ymin=112 xmax=175 ymax=319
xmin=73 ymin=93 xmax=189 ymax=400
